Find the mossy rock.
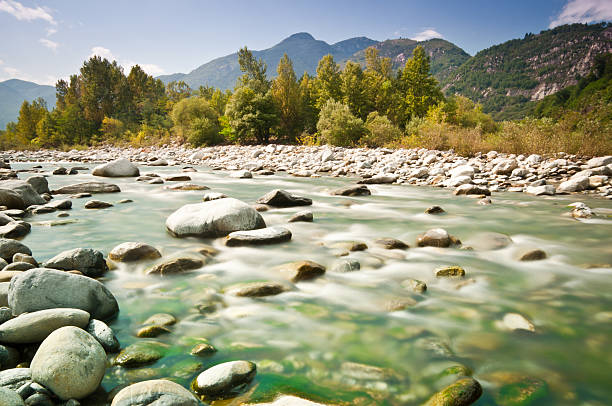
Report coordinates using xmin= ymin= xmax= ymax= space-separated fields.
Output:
xmin=424 ymin=378 xmax=483 ymax=405
xmin=113 ymin=341 xmax=167 ymax=367
xmin=495 ymin=376 xmax=548 ymax=406
xmin=136 ymin=325 xmax=171 ymax=338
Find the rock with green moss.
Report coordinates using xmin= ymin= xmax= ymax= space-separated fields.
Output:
xmin=190 ymin=342 xmax=217 ymax=356
xmin=136 ymin=325 xmax=171 ymax=338
xmin=492 ymin=374 xmax=548 ymax=406
xmin=435 ymin=266 xmax=465 ymax=277
xmin=424 ymin=378 xmax=483 ymax=405
xmin=113 ymin=341 xmax=167 ymax=367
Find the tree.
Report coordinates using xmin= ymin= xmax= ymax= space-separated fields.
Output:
xmin=397 ymin=46 xmax=444 ymax=122
xmin=79 ymin=56 xmax=127 ymax=127
xmin=316 ymin=100 xmax=365 ymax=146
xmin=341 ymin=61 xmax=370 ymax=120
xmin=15 ymin=98 xmax=48 ymax=142
xmin=271 ymin=54 xmax=301 ymax=142
xmin=225 ymin=87 xmax=278 ymax=144
xmin=237 ymin=47 xmax=269 ymax=94
xmin=315 ymin=54 xmax=341 ymax=109
xmin=299 ymin=73 xmax=319 ymax=134
xmin=166 ymin=81 xmax=192 ymax=103
xmin=364 ymin=47 xmax=397 ymax=123
xmin=361 ymin=112 xmax=402 ymax=147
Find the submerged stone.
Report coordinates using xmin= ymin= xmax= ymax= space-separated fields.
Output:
xmin=192 ymin=360 xmax=256 ymax=400
xmin=424 ymin=377 xmax=483 ymax=406
xmin=256 ymin=189 xmax=312 ymax=207
xmin=435 ymin=266 xmax=466 ymax=277
xmin=226 ymin=226 xmax=292 ymax=246
xmin=113 ymin=341 xmax=167 ymax=367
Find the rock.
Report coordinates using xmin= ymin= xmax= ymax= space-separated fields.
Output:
xmin=425 ymin=205 xmax=445 ymax=214
xmin=12 ymin=253 xmax=37 ymax=266
xmin=449 ymin=165 xmax=475 ymax=178
xmin=0 ymin=387 xmax=24 ymax=406
xmin=375 ymin=238 xmax=409 ymax=249
xmin=586 ymin=155 xmax=612 ymax=168
xmin=493 ymin=159 xmax=518 ymax=175
xmin=113 ymin=341 xmax=166 ymax=367
xmin=118 ymin=199 xmax=132 ymax=204
xmin=8 ymin=269 xmax=119 ymax=320
xmin=165 ymin=182 xmax=209 ymax=191
xmin=424 ymin=378 xmax=483 ymax=406
xmin=137 ymin=325 xmax=171 ymax=338
xmin=330 ymin=241 xmax=367 ymax=251
xmin=402 ymin=278 xmax=427 ymax=293
xmin=146 ymin=257 xmax=204 ymax=276
xmin=385 ymin=298 xmax=417 ymax=311
xmin=46 ymin=199 xmax=72 ymax=210
xmin=84 ymin=200 xmax=113 ymax=209
xmin=25 ymin=176 xmax=49 ymax=195
xmin=148 ymin=159 xmax=169 ymax=166
xmin=557 ymin=176 xmax=589 ymax=193
xmin=490 ymin=374 xmax=548 ymax=406
xmin=467 ymin=232 xmax=512 ymax=251
xmin=108 ymin=242 xmax=161 ymax=262
xmin=226 ymin=282 xmax=289 ymax=297
xmin=248 ymin=396 xmax=328 ymax=405
xmin=0 ymin=308 xmax=89 ymax=344
xmin=230 ymin=170 xmax=252 ymax=179
xmin=0 ymin=181 xmax=45 ymax=207
xmin=165 ymin=175 xmax=191 ymax=182
xmin=52 ymin=182 xmax=120 ymax=194
xmin=0 ymin=189 xmax=26 ymax=210
xmin=0 ymin=368 xmax=31 ymax=391
xmin=203 ymin=192 xmax=228 ymax=201
xmin=330 ymin=258 xmax=360 ymax=273
xmin=0 ymin=213 xmax=13 ymax=226
xmin=43 ymin=248 xmax=108 ymax=277
xmin=226 ymin=227 xmax=292 ymax=246
xmin=321 ymin=150 xmax=334 ymax=162
xmin=330 ymin=185 xmax=371 ymax=196
xmin=417 ymin=229 xmax=451 ymax=248
xmin=357 ymin=174 xmax=398 ymax=184
xmin=166 ymin=198 xmax=265 ymax=238
xmin=525 ymin=185 xmax=555 ymax=196
xmin=111 ymin=379 xmax=199 ymax=406
xmin=31 ymin=326 xmax=106 ymax=400
xmin=53 ymin=167 xmax=67 ymax=175
xmin=435 ymin=266 xmax=465 ymax=277
xmin=519 ymin=249 xmax=547 ymax=261
xmin=454 ymin=184 xmax=491 ymax=196
xmin=0 ymin=271 xmax=21 ymax=282
xmin=0 ymin=239 xmax=31 ymax=261
xmin=191 ymin=343 xmax=217 ymax=356
xmin=85 ymin=319 xmax=120 ymax=353
xmin=92 ymin=158 xmax=139 ymax=177
xmin=277 ymin=261 xmax=325 ymax=282
xmin=446 ymin=175 xmax=472 ymax=187
xmin=192 ymin=360 xmax=256 ymax=400
xmin=0 ymin=221 xmax=31 ymax=239
xmin=0 ymin=282 xmax=8 ymax=306
xmin=141 ymin=315 xmax=176 ymax=329
xmin=502 ymin=313 xmax=535 ymax=332
xmin=288 ymin=210 xmax=313 ymax=223
xmin=256 ymin=189 xmax=312 ymax=207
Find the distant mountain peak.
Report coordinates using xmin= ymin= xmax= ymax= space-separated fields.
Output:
xmin=285 ymin=32 xmax=315 ymax=41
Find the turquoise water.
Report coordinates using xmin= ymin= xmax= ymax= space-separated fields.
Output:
xmin=14 ymin=163 xmax=612 ymax=405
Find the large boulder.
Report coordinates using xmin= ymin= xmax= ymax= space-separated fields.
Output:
xmin=586 ymin=156 xmax=612 ymax=168
xmin=256 ymin=189 xmax=312 ymax=207
xmin=557 ymin=176 xmax=590 ymax=193
xmin=0 ymin=308 xmax=90 ymax=344
xmin=166 ymin=198 xmax=265 ymax=238
xmin=8 ymin=268 xmax=119 ymax=320
xmin=30 ymin=326 xmax=106 ymax=400
xmin=109 ymin=242 xmax=161 ymax=262
xmin=0 ymin=368 xmax=31 ymax=391
xmin=111 ymin=379 xmax=199 ymax=406
xmin=25 ymin=176 xmax=49 ymax=195
xmin=92 ymin=158 xmax=139 ymax=177
xmin=0 ymin=239 xmax=31 ymax=262
xmin=42 ymin=248 xmax=108 ymax=277
xmin=192 ymin=360 xmax=257 ymax=400
xmin=0 ymin=221 xmax=31 ymax=239
xmin=52 ymin=182 xmax=121 ymax=194
xmin=449 ymin=165 xmax=475 ymax=178
xmin=86 ymin=319 xmax=120 ymax=353
xmin=0 ymin=387 xmax=24 ymax=406
xmin=330 ymin=185 xmax=371 ymax=196
xmin=0 ymin=189 xmax=26 ymax=210
xmin=492 ymin=159 xmax=518 ymax=175
xmin=0 ymin=180 xmax=45 ymax=207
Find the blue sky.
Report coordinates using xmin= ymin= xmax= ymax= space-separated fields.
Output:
xmin=0 ymin=0 xmax=611 ymax=85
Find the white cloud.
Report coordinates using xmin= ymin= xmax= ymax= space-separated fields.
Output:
xmin=89 ymin=46 xmax=115 ymax=60
xmin=39 ymin=38 xmax=58 ymax=51
xmin=0 ymin=66 xmax=57 ymax=85
xmin=410 ymin=29 xmax=444 ymax=42
xmin=0 ymin=0 xmax=55 ymax=24
xmin=124 ymin=61 xmax=165 ymax=76
xmin=3 ymin=66 xmax=20 ymax=76
xmin=46 ymin=27 xmax=57 ymax=36
xmin=550 ymin=0 xmax=612 ymax=28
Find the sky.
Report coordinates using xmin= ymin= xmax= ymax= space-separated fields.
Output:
xmin=0 ymin=0 xmax=611 ymax=85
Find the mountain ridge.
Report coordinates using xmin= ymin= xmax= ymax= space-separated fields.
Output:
xmin=0 ymin=79 xmax=56 ymax=129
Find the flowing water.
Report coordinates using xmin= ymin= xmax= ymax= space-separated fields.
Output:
xmin=14 ymin=162 xmax=612 ymax=405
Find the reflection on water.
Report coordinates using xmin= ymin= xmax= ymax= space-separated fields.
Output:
xmin=15 ymin=163 xmax=612 ymax=405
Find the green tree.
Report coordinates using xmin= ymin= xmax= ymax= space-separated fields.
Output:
xmin=341 ymin=61 xmax=370 ymax=120
xmin=166 ymin=80 xmax=192 ymax=103
xmin=316 ymin=99 xmax=365 ymax=146
xmin=225 ymin=87 xmax=278 ymax=144
xmin=237 ymin=47 xmax=269 ymax=94
xmin=80 ymin=56 xmax=127 ymax=128
xmin=299 ymin=72 xmax=319 ymax=134
xmin=364 ymin=47 xmax=397 ymax=123
xmin=15 ymin=98 xmax=48 ymax=142
xmin=361 ymin=112 xmax=403 ymax=147
xmin=271 ymin=54 xmax=301 ymax=142
xmin=315 ymin=54 xmax=342 ymax=109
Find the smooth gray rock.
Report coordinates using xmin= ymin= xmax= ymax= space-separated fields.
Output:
xmin=558 ymin=176 xmax=590 ymax=193
xmin=192 ymin=360 xmax=256 ymax=399
xmin=330 ymin=185 xmax=371 ymax=196
xmin=92 ymin=158 xmax=139 ymax=177
xmin=31 ymin=326 xmax=106 ymax=400
xmin=85 ymin=319 xmax=120 ymax=353
xmin=0 ymin=282 xmax=8 ymax=307
xmin=0 ymin=221 xmax=31 ymax=239
xmin=0 ymin=368 xmax=31 ymax=391
xmin=42 ymin=248 xmax=108 ymax=277
xmin=454 ymin=184 xmax=491 ymax=196
xmin=0 ymin=308 xmax=90 ymax=344
xmin=0 ymin=343 xmax=19 ymax=369
xmin=288 ymin=210 xmax=313 ymax=223
xmin=12 ymin=254 xmax=37 ymax=266
xmin=25 ymin=176 xmax=49 ymax=195
xmin=52 ymin=182 xmax=121 ymax=194
xmin=0 ymin=189 xmax=26 ymax=210
xmin=226 ymin=226 xmax=292 ymax=246
xmin=357 ymin=174 xmax=398 ymax=184
xmin=525 ymin=185 xmax=555 ymax=196
xmin=111 ymin=379 xmax=199 ymax=406
xmin=3 ymin=261 xmax=35 ymax=272
xmin=8 ymin=269 xmax=119 ymax=320
xmin=0 ymin=386 xmax=24 ymax=406
xmin=45 ymin=199 xmax=72 ymax=210
xmin=492 ymin=159 xmax=518 ymax=175
xmin=256 ymin=189 xmax=312 ymax=207
xmin=0 ymin=239 xmax=31 ymax=262
xmin=417 ymin=228 xmax=451 ymax=248
xmin=0 ymin=181 xmax=45 ymax=207
xmin=108 ymin=242 xmax=161 ymax=262
xmin=331 ymin=258 xmax=361 ymax=273
xmin=166 ymin=198 xmax=266 ymax=238
xmin=586 ymin=156 xmax=612 ymax=168
xmin=0 ymin=213 xmax=13 ymax=226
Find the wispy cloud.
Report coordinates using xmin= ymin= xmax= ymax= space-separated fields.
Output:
xmin=39 ymin=38 xmax=58 ymax=51
xmin=0 ymin=0 xmax=55 ymax=24
xmin=89 ymin=46 xmax=115 ymax=60
xmin=550 ymin=0 xmax=612 ymax=28
xmin=0 ymin=65 xmax=57 ymax=85
xmin=46 ymin=27 xmax=57 ymax=36
xmin=410 ymin=29 xmax=444 ymax=42
xmin=88 ymin=47 xmax=165 ymax=76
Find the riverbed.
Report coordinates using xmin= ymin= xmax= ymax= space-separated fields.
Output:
xmin=14 ymin=161 xmax=612 ymax=405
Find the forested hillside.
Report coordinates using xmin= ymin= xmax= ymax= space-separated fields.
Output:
xmin=0 ymin=79 xmax=56 ymax=128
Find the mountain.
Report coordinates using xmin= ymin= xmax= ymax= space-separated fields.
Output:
xmin=158 ymin=32 xmax=378 ymax=89
xmin=348 ymin=38 xmax=471 ymax=80
xmin=441 ymin=22 xmax=612 ymax=120
xmin=0 ymin=79 xmax=56 ymax=129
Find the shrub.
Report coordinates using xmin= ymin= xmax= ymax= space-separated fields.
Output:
xmin=316 ymin=100 xmax=366 ymax=146
xmin=188 ymin=116 xmax=222 ymax=146
xmin=361 ymin=112 xmax=402 ymax=147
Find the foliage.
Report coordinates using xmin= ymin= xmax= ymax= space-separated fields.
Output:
xmin=170 ymin=97 xmax=221 ymax=146
xmin=225 ymin=87 xmax=278 ymax=144
xmin=316 ymin=99 xmax=366 ymax=146
xmin=271 ymin=54 xmax=301 ymax=142
xmin=361 ymin=112 xmax=402 ymax=147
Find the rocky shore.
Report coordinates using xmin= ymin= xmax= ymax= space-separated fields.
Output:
xmin=3 ymin=145 xmax=611 ymax=200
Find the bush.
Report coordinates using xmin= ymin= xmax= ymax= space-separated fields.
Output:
xmin=361 ymin=112 xmax=402 ymax=147
xmin=316 ymin=100 xmax=366 ymax=146
xmin=188 ymin=116 xmax=222 ymax=146
xmin=170 ymin=97 xmax=220 ymax=145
